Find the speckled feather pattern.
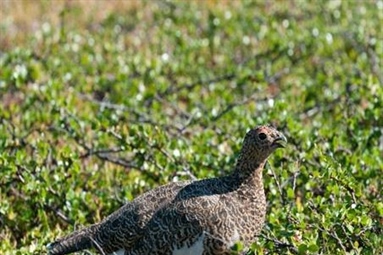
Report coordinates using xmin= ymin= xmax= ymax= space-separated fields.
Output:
xmin=47 ymin=125 xmax=286 ymax=255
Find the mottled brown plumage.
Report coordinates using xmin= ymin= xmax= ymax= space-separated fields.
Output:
xmin=47 ymin=125 xmax=286 ymax=255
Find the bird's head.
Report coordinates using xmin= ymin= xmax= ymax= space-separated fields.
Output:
xmin=241 ymin=125 xmax=287 ymax=164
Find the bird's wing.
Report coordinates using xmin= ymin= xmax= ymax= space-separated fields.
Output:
xmin=91 ymin=180 xmax=194 ymax=253
xmin=129 ymin=194 xmax=237 ymax=254
xmin=48 ymin=181 xmax=191 ymax=255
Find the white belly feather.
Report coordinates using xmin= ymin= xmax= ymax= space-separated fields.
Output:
xmin=110 ymin=249 xmax=125 ymax=255
xmin=109 ymin=229 xmax=240 ymax=255
xmin=172 ymin=232 xmax=205 ymax=255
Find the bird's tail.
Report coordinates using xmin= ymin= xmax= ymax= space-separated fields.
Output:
xmin=47 ymin=224 xmax=99 ymax=255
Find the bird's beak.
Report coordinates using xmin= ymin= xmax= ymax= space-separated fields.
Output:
xmin=272 ymin=133 xmax=287 ymax=148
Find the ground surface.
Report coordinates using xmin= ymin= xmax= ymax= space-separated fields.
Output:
xmin=0 ymin=0 xmax=382 ymax=254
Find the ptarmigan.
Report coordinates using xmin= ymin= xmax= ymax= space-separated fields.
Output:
xmin=47 ymin=125 xmax=287 ymax=255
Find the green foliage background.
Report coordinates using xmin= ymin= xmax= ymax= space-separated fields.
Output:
xmin=0 ymin=0 xmax=382 ymax=254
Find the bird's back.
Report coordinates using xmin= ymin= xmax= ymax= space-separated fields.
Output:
xmin=128 ymin=175 xmax=266 ymax=254
xmin=48 ymin=175 xmax=266 ymax=255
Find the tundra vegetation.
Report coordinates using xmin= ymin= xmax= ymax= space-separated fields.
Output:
xmin=0 ymin=1 xmax=382 ymax=254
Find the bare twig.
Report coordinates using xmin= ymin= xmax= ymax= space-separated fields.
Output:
xmin=44 ymin=204 xmax=74 ymax=225
xmin=153 ymin=144 xmax=197 ymax=180
xmin=80 ymin=147 xmax=127 ymax=158
xmin=211 ymin=94 xmax=265 ymax=122
xmin=269 ymin=164 xmax=284 ymax=203
xmin=89 ymin=236 xmax=106 ymax=255
xmin=367 ymin=45 xmax=383 ymax=86
xmin=330 ymin=175 xmax=358 ymax=204
xmin=159 ymin=73 xmax=235 ymax=97
xmin=261 ymin=233 xmax=298 ymax=253
xmin=317 ymin=225 xmax=347 ymax=252
xmin=91 ymin=153 xmax=140 ymax=170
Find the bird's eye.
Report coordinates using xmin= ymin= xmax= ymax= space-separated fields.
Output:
xmin=258 ymin=133 xmax=267 ymax=140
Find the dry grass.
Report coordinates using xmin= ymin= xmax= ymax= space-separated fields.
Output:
xmin=0 ymin=0 xmax=243 ymax=51
xmin=0 ymin=0 xmax=143 ymax=49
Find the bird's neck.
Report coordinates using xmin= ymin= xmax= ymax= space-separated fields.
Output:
xmin=231 ymin=154 xmax=266 ymax=188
